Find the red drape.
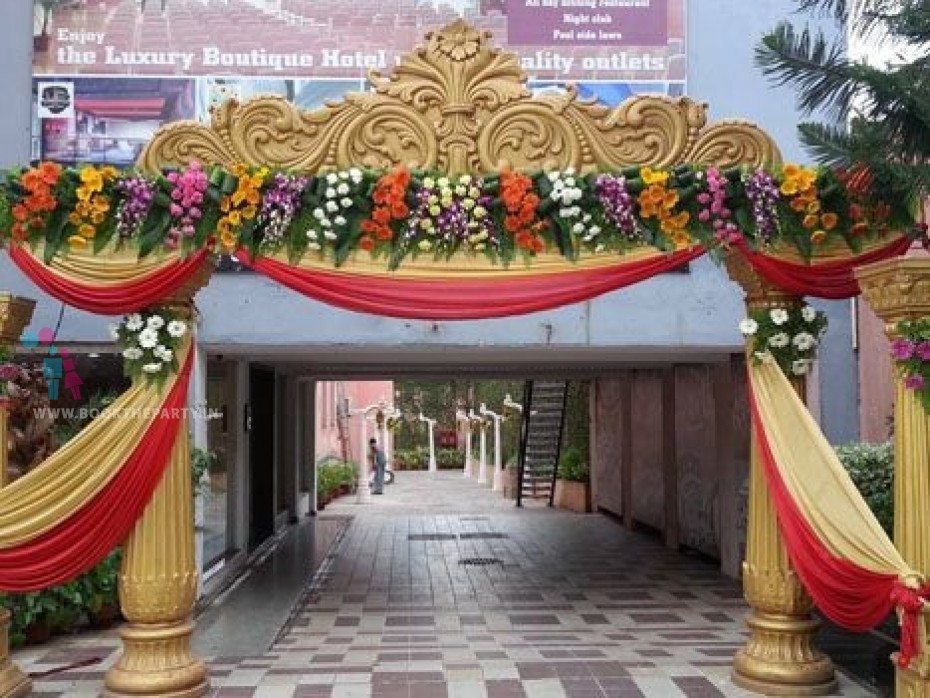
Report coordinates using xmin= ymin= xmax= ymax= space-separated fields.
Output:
xmin=749 ymin=381 xmax=929 ymax=666
xmin=0 ymin=351 xmax=192 ymax=592
xmin=8 ymin=246 xmax=211 ymax=315
xmin=734 ymin=237 xmax=913 ymax=299
xmin=241 ymin=248 xmax=704 ymax=320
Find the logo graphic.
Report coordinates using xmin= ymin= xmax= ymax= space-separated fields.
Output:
xmin=37 ymin=81 xmax=74 ymax=118
xmin=21 ymin=328 xmax=83 ymax=401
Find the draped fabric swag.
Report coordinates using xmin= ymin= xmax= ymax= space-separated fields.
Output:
xmin=0 ymin=343 xmax=193 ymax=591
xmin=748 ymin=359 xmax=929 ymax=667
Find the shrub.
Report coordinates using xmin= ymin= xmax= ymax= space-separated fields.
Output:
xmin=317 ymin=460 xmax=357 ymax=501
xmin=557 ymin=445 xmax=589 ymax=483
xmin=437 ymin=448 xmax=464 ymax=469
xmin=836 ymin=441 xmax=893 ymax=537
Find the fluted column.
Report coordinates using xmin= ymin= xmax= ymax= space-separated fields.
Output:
xmin=0 ymin=294 xmax=34 ymax=698
xmin=725 ymin=256 xmax=836 ymax=695
xmin=857 ymin=257 xmax=930 ymax=696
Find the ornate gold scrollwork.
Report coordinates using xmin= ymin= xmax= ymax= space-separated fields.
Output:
xmin=140 ymin=20 xmax=781 ymax=175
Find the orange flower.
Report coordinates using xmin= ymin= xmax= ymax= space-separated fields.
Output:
xmin=359 ymin=235 xmax=375 ymax=251
xmin=802 ymin=214 xmax=819 ymax=230
xmin=373 ymin=207 xmax=392 ymax=225
xmin=821 ymin=212 xmax=838 ymax=230
xmin=811 ymin=229 xmax=827 ymax=244
xmin=38 ymin=161 xmax=61 ymax=186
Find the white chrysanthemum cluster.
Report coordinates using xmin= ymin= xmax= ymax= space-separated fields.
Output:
xmin=738 ymin=304 xmax=824 ymax=375
xmin=547 ymin=169 xmax=584 ymax=222
xmin=307 ymin=168 xmax=364 ymax=251
xmin=115 ymin=311 xmax=187 ymax=379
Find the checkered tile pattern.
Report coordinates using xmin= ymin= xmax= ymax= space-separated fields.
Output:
xmin=15 ymin=473 xmax=875 ymax=696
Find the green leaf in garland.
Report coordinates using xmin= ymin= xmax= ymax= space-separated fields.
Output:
xmin=137 ymin=207 xmax=170 ymax=259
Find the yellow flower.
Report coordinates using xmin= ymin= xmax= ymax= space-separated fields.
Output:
xmin=671 ymin=229 xmax=691 ymax=247
xmin=100 ymin=166 xmax=119 ymax=181
xmin=641 ymin=167 xmax=669 ymax=186
xmin=92 ymin=195 xmax=109 ymax=213
xmin=78 ymin=223 xmax=96 ymax=238
xmin=91 ymin=211 xmax=106 ymax=225
xmin=806 ymin=200 xmax=821 ymax=214
xmin=782 ymin=164 xmax=801 ymax=179
xmin=79 ymin=166 xmax=103 ymax=192
xmin=228 ymin=210 xmax=242 ymax=226
xmin=68 ymin=212 xmax=82 ymax=225
xmin=811 ymin=229 xmax=827 ymax=244
xmin=67 ymin=234 xmax=89 ymax=248
xmin=796 ymin=169 xmax=817 ymax=191
xmin=220 ymin=230 xmax=237 ymax=250
xmin=220 ymin=198 xmax=231 ymax=213
xmin=246 ymin=189 xmax=260 ymax=206
xmin=242 ymin=205 xmax=257 ymax=220
xmin=662 ymin=190 xmax=679 ymax=209
xmin=76 ymin=187 xmax=92 ymax=202
xmin=780 ymin=180 xmax=799 ymax=196
xmin=231 ymin=190 xmax=246 ymax=206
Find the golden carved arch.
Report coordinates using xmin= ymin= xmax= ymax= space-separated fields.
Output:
xmin=139 ymin=21 xmax=781 ymax=175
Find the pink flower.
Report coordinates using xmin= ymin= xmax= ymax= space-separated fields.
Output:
xmin=917 ymin=341 xmax=930 ymax=361
xmin=0 ymin=364 xmax=18 ymax=381
xmin=169 ymin=203 xmax=183 ymax=217
xmin=904 ymin=374 xmax=925 ymax=391
xmin=698 ymin=210 xmax=711 ymax=223
xmin=892 ymin=339 xmax=917 ymax=360
xmin=697 ymin=193 xmax=711 ymax=205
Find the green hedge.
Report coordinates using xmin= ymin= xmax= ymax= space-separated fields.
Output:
xmin=836 ymin=441 xmax=894 ymax=537
xmin=317 ymin=460 xmax=357 ymax=502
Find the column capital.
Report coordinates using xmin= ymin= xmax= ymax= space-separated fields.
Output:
xmin=723 ymin=253 xmax=801 ymax=311
xmin=0 ymin=294 xmax=36 ymax=346
xmin=856 ymin=257 xmax=930 ymax=331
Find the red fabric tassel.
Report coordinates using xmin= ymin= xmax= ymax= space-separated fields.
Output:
xmin=734 ymin=237 xmax=912 ymax=299
xmin=241 ymin=248 xmax=704 ymax=320
xmin=0 ymin=351 xmax=192 ymax=592
xmin=891 ymin=583 xmax=930 ymax=669
xmin=8 ymin=246 xmax=211 ymax=315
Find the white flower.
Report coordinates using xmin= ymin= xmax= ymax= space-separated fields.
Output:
xmin=336 ymin=182 xmax=350 ymax=195
xmin=594 ymin=243 xmax=605 ymax=253
xmin=307 ymin=229 xmax=319 ymax=240
xmin=325 ymin=173 xmax=338 ymax=184
xmin=142 ymin=362 xmax=163 ymax=374
xmin=325 ymin=187 xmax=337 ymax=199
xmin=437 ymin=177 xmax=449 ymax=188
xmin=146 ymin=314 xmax=165 ymax=330
xmin=125 ymin=314 xmax=144 ymax=331
xmin=313 ymin=208 xmax=325 ymax=220
xmin=474 ymin=206 xmax=487 ymax=219
xmin=564 ymin=166 xmax=575 ymax=176
xmin=590 ymin=225 xmax=601 ymax=235
xmin=422 ymin=177 xmax=435 ymax=189
xmin=108 ymin=324 xmax=120 ymax=340
xmin=455 ymin=185 xmax=467 ymax=196
xmin=429 ymin=205 xmax=441 ymax=217
xmin=320 ymin=218 xmax=332 ymax=228
xmin=167 ymin=320 xmax=187 ymax=338
xmin=156 ymin=347 xmax=174 ymax=362
xmin=565 ymin=177 xmax=576 ymax=187
xmin=468 ymin=187 xmax=481 ymax=199
xmin=572 ymin=222 xmax=585 ymax=234
xmin=419 ymin=219 xmax=433 ymax=231
xmin=334 ymin=215 xmax=347 ymax=226
xmin=792 ymin=332 xmax=817 ymax=351
xmin=801 ymin=305 xmax=817 ymax=322
xmin=770 ymin=308 xmax=789 ymax=325
xmin=459 ymin=174 xmax=472 ymax=185
xmin=349 ymin=167 xmax=362 ymax=182
xmin=340 ymin=197 xmax=353 ymax=208
xmin=739 ymin=319 xmax=759 ymax=336
xmin=138 ymin=328 xmax=159 ymax=349
xmin=418 ymin=239 xmax=433 ymax=251
xmin=338 ymin=171 xmax=349 ymax=180
xmin=582 ymin=214 xmax=592 ymax=223
xmin=123 ymin=347 xmax=143 ymax=360
xmin=323 ymin=230 xmax=337 ymax=240
xmin=325 ymin=201 xmax=339 ymax=213
xmin=308 ymin=242 xmax=322 ymax=251
xmin=792 ymin=359 xmax=811 ymax=376
xmin=559 ymin=207 xmax=575 ymax=219
xmin=547 ymin=171 xmax=560 ymax=182
xmin=768 ymin=332 xmax=790 ymax=348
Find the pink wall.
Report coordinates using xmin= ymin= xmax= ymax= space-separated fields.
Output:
xmin=857 ymin=300 xmax=894 ymax=442
xmin=315 ymin=380 xmax=394 ymax=465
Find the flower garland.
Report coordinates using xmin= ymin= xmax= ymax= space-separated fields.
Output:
xmin=0 ymin=345 xmax=16 ymax=403
xmin=500 ymin=170 xmax=546 ymax=253
xmin=113 ymin=309 xmax=188 ymax=384
xmin=739 ymin=303 xmax=828 ymax=376
xmin=890 ymin=319 xmax=930 ymax=411
xmin=0 ymin=160 xmax=917 ymax=269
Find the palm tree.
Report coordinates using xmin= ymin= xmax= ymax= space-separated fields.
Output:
xmin=756 ymin=1 xmax=929 ymax=208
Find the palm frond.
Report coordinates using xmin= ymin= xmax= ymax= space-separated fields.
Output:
xmin=797 ymin=122 xmax=855 ymax=166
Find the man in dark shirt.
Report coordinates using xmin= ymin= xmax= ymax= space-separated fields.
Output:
xmin=370 ymin=438 xmax=387 ymax=494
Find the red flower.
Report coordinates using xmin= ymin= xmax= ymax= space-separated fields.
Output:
xmin=359 ymin=236 xmax=374 ymax=251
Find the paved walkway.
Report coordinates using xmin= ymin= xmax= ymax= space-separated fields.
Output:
xmin=15 ymin=471 xmax=875 ymax=697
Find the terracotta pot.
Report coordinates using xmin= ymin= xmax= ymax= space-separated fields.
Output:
xmin=25 ymin=619 xmax=52 ymax=645
xmin=554 ymin=479 xmax=591 ymax=513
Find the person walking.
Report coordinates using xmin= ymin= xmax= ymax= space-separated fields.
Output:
xmin=369 ymin=438 xmax=386 ymax=495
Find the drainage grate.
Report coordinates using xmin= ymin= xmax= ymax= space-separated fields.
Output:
xmin=459 ymin=557 xmax=502 ymax=566
xmin=408 ymin=534 xmax=457 ymax=541
xmin=459 ymin=516 xmax=490 ymax=521
xmin=459 ymin=532 xmax=508 ymax=540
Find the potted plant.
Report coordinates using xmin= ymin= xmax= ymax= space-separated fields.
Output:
xmin=554 ymin=446 xmax=591 ymax=513
xmin=48 ymin=580 xmax=84 ymax=635
xmin=82 ymin=550 xmax=122 ymax=628
xmin=9 ymin=591 xmax=56 ymax=646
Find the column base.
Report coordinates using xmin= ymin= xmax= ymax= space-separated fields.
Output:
xmin=732 ymin=611 xmax=836 ymax=696
xmin=0 ymin=660 xmax=31 ymax=698
xmin=104 ymin=620 xmax=207 ymax=698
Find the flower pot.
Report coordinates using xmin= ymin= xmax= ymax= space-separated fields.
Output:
xmin=24 ymin=619 xmax=52 ymax=645
xmin=89 ymin=603 xmax=120 ymax=629
xmin=554 ymin=479 xmax=591 ymax=513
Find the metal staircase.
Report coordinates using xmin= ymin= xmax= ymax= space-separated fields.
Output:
xmin=516 ymin=380 xmax=569 ymax=507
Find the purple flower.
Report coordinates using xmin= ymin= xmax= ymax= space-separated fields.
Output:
xmin=115 ymin=175 xmax=156 ymax=239
xmin=595 ymin=174 xmax=638 ymax=240
xmin=0 ymin=364 xmax=18 ymax=381
xmin=258 ymin=173 xmax=308 ymax=249
xmin=904 ymin=374 xmax=926 ymax=391
xmin=743 ymin=168 xmax=780 ymax=242
xmin=917 ymin=341 xmax=930 ymax=362
xmin=891 ymin=339 xmax=917 ymax=360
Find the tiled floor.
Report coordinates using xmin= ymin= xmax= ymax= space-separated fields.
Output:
xmin=15 ymin=472 xmax=876 ymax=697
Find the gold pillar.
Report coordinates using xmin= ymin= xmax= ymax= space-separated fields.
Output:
xmin=725 ymin=256 xmax=837 ymax=695
xmin=104 ymin=302 xmax=208 ymax=697
xmin=857 ymin=257 xmax=930 ymax=697
xmin=0 ymin=294 xmax=36 ymax=698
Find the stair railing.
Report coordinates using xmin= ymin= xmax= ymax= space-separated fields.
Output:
xmin=515 ymin=379 xmax=532 ymax=509
xmin=548 ymin=382 xmax=570 ymax=507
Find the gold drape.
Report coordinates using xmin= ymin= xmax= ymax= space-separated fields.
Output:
xmin=749 ymin=358 xmax=916 ymax=578
xmin=0 ymin=340 xmax=190 ymax=548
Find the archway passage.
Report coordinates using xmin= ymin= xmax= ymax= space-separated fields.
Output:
xmin=0 ymin=19 xmax=927 ymax=698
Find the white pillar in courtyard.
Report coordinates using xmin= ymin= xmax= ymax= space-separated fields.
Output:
xmin=419 ymin=412 xmax=438 ymax=473
xmin=475 ymin=409 xmax=488 ymax=484
xmin=456 ymin=409 xmax=472 ymax=478
xmin=481 ymin=403 xmax=504 ymax=491
xmin=348 ymin=400 xmax=381 ymax=504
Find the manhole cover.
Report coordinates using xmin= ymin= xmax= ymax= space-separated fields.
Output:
xmin=408 ymin=534 xmax=456 ymax=541
xmin=459 ymin=532 xmax=508 ymax=540
xmin=459 ymin=557 xmax=502 ymax=566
